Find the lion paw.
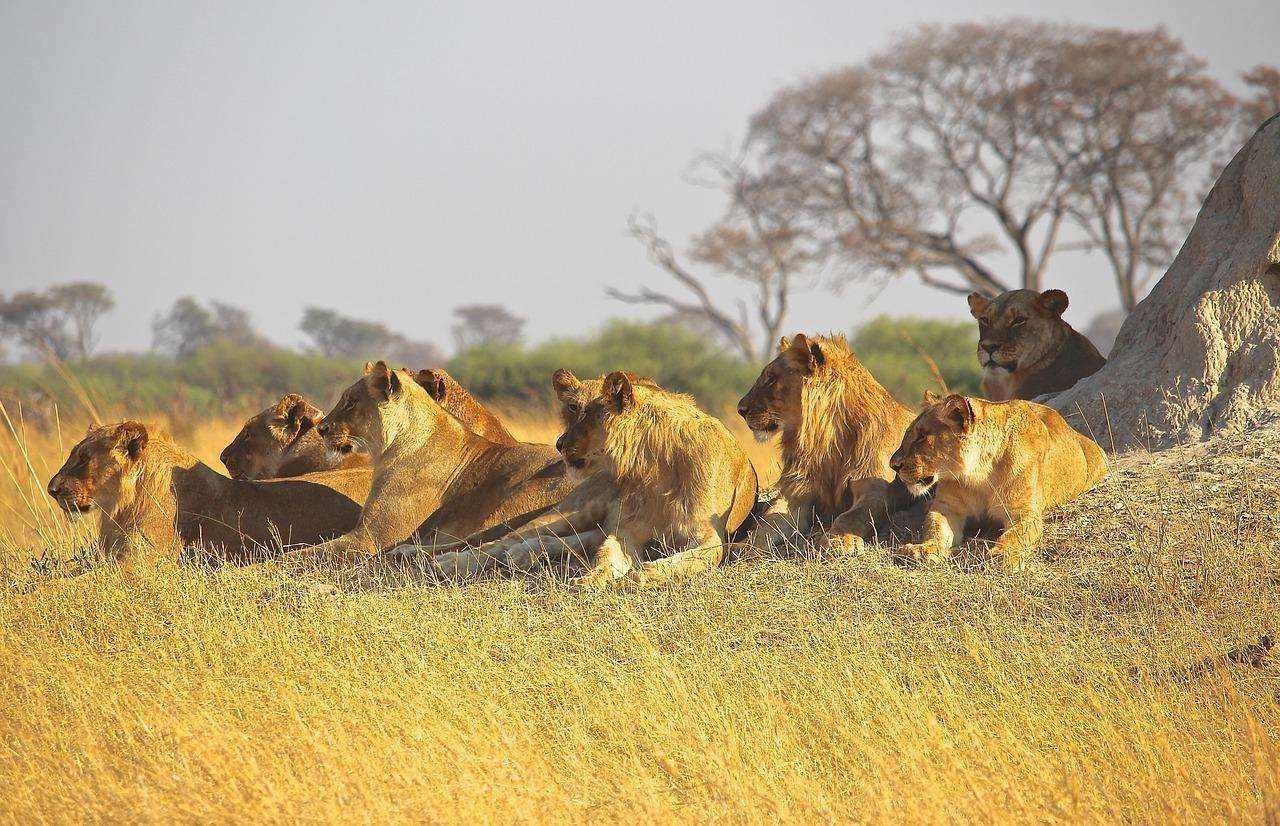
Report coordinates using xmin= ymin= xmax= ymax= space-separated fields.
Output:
xmin=821 ymin=532 xmax=865 ymax=557
xmin=431 ymin=551 xmax=484 ymax=581
xmin=892 ymin=542 xmax=944 ymax=565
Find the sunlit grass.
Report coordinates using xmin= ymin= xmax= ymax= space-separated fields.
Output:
xmin=2 ymin=406 xmax=1278 ymax=822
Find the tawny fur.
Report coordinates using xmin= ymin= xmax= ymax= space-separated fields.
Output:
xmin=737 ymin=333 xmax=920 ymax=549
xmin=413 ymin=368 xmax=517 ymax=446
xmin=969 ymin=289 xmax=1106 ymax=402
xmin=48 ymin=422 xmax=371 ymax=566
xmin=221 ymin=393 xmax=371 ymax=480
xmin=557 ymin=372 xmax=757 ymax=588
xmin=279 ymin=362 xmax=576 ymax=572
xmin=891 ymin=393 xmax=1108 ymax=567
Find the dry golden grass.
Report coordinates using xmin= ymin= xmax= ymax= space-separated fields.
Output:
xmin=2 ymin=403 xmax=1279 ymax=823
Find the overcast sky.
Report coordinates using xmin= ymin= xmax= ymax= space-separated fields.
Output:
xmin=1 ymin=0 xmax=1276 ymax=354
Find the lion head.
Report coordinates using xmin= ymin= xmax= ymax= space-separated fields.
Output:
xmin=968 ymin=289 xmax=1071 ymax=377
xmin=555 ymin=371 xmax=638 ymax=470
xmin=552 ymin=369 xmax=656 ymax=429
xmin=220 ymin=393 xmax=322 ymax=480
xmin=316 ymin=361 xmax=417 ymax=460
xmin=736 ymin=334 xmax=832 ymax=442
xmin=890 ymin=392 xmax=976 ymax=497
xmin=47 ymin=421 xmax=150 ymax=518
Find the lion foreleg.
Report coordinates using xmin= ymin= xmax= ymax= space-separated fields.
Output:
xmin=635 ymin=526 xmax=723 ymax=588
xmin=988 ymin=511 xmax=1043 ymax=568
xmin=893 ymin=507 xmax=959 ymax=565
xmin=504 ymin=528 xmax=604 ymax=573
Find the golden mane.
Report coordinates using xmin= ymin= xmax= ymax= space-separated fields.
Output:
xmin=778 ymin=333 xmax=914 ymax=517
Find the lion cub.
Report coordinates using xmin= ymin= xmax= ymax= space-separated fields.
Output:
xmin=555 ymin=371 xmax=758 ymax=588
xmin=889 ymin=392 xmax=1107 ymax=566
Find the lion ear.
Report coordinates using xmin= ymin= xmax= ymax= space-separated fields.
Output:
xmin=941 ymin=395 xmax=976 ymax=429
xmin=114 ymin=421 xmax=149 ymax=462
xmin=551 ymin=369 xmax=581 ymax=398
xmin=967 ymin=292 xmax=991 ymax=319
xmin=367 ymin=360 xmax=401 ymax=400
xmin=922 ymin=389 xmax=942 ymax=407
xmin=785 ymin=333 xmax=821 ymax=373
xmin=603 ymin=371 xmax=635 ymax=412
xmin=1034 ymin=289 xmax=1069 ymax=318
xmin=777 ymin=336 xmax=791 ymax=354
xmin=415 ymin=369 xmax=448 ymax=403
xmin=283 ymin=398 xmax=318 ymax=433
xmin=363 ymin=361 xmax=376 ymax=375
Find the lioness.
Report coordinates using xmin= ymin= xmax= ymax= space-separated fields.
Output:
xmin=221 ymin=371 xmax=512 ymax=480
xmin=221 ymin=394 xmax=370 ymax=480
xmin=968 ymin=289 xmax=1106 ymax=402
xmin=412 ymin=368 xmax=516 ymax=445
xmin=890 ymin=392 xmax=1107 ymax=566
xmin=556 ymin=371 xmax=758 ymax=588
xmin=737 ymin=333 xmax=921 ymax=550
xmin=47 ymin=421 xmax=372 ymax=565
xmin=279 ymin=361 xmax=576 ymax=572
xmin=428 ymin=369 xmax=653 ymax=578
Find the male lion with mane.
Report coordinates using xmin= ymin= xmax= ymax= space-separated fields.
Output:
xmin=968 ymin=289 xmax=1106 ymax=402
xmin=48 ymin=421 xmax=371 ymax=565
xmin=555 ymin=371 xmax=758 ymax=588
xmin=737 ymin=333 xmax=922 ymax=551
xmin=890 ymin=392 xmax=1107 ymax=567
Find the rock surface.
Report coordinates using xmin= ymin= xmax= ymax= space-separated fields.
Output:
xmin=1050 ymin=114 xmax=1280 ymax=452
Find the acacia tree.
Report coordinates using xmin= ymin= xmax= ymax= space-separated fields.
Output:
xmin=152 ymin=297 xmax=264 ymax=358
xmin=677 ymin=21 xmax=1235 ymax=312
xmin=0 ymin=281 xmax=115 ymax=360
xmin=451 ymin=304 xmax=526 ymax=352
xmin=1033 ymin=28 xmax=1236 ymax=309
xmin=615 ymin=154 xmax=817 ymax=362
xmin=300 ymin=306 xmax=442 ymax=365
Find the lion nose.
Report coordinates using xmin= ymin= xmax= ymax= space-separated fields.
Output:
xmin=47 ymin=476 xmax=65 ymax=499
xmin=317 ymin=421 xmax=331 ymax=436
xmin=555 ymin=435 xmax=566 ymax=453
xmin=889 ymin=454 xmax=904 ymax=472
xmin=736 ymin=400 xmax=750 ymax=418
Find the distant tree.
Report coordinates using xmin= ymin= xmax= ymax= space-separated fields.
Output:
xmin=300 ymin=307 xmax=399 ymax=357
xmin=1037 ymin=28 xmax=1235 ymax=309
xmin=0 ymin=281 xmax=116 ymax=360
xmin=452 ymin=304 xmax=526 ymax=352
xmin=616 ymin=153 xmax=817 ymax=363
xmin=152 ymin=297 xmax=265 ymax=358
xmin=47 ymin=282 xmax=115 ymax=358
xmin=0 ymin=291 xmax=72 ymax=359
xmin=735 ymin=21 xmax=1233 ymax=310
xmin=1239 ymin=64 xmax=1280 ymax=135
xmin=299 ymin=306 xmax=442 ymax=367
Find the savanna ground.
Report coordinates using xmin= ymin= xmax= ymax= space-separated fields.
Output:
xmin=2 ymin=400 xmax=1279 ymax=823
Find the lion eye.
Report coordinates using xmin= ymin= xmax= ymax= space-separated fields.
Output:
xmin=1010 ymin=318 xmax=1025 ymax=328
xmin=567 ymin=404 xmax=580 ymax=415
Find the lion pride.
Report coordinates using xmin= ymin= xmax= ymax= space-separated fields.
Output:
xmin=47 ymin=421 xmax=371 ymax=565
xmin=890 ymin=392 xmax=1107 ymax=566
xmin=555 ymin=371 xmax=758 ymax=588
xmin=737 ymin=333 xmax=922 ymax=550
xmin=968 ymin=289 xmax=1106 ymax=402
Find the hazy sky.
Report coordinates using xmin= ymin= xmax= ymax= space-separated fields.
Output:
xmin=2 ymin=0 xmax=1276 ymax=354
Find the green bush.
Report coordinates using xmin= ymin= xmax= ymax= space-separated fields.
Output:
xmin=850 ymin=316 xmax=981 ymax=404
xmin=0 ymin=316 xmax=982 ymax=429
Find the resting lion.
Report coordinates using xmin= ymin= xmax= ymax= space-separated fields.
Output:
xmin=47 ymin=421 xmax=372 ymax=565
xmin=278 ymin=361 xmax=576 ymax=572
xmin=968 ymin=289 xmax=1106 ymax=402
xmin=737 ymin=333 xmax=922 ymax=550
xmin=221 ymin=394 xmax=371 ymax=480
xmin=556 ymin=371 xmax=758 ymax=588
xmin=429 ymin=369 xmax=653 ymax=578
xmin=221 ymin=370 xmax=512 ymax=480
xmin=889 ymin=392 xmax=1107 ymax=567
